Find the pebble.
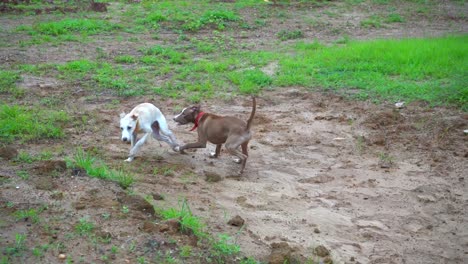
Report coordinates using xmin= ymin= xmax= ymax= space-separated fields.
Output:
xmin=58 ymin=254 xmax=66 ymax=259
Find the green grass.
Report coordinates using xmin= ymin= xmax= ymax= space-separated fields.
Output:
xmin=157 ymin=199 xmax=245 ymax=261
xmin=74 ymin=218 xmax=95 ymax=236
xmin=68 ymin=149 xmax=134 ymax=189
xmin=0 ymin=104 xmax=69 ymax=143
xmin=277 ymin=29 xmax=304 ymax=41
xmin=276 ymin=36 xmax=468 ymax=110
xmin=14 ymin=208 xmax=42 ymax=223
xmin=4 ymin=233 xmax=27 ymax=257
xmin=0 ymin=70 xmax=21 ymax=94
xmin=18 ymin=18 xmax=122 ymax=36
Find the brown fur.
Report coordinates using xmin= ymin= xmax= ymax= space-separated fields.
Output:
xmin=174 ymin=97 xmax=256 ymax=174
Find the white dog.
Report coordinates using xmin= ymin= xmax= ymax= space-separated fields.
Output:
xmin=119 ymin=103 xmax=179 ymax=162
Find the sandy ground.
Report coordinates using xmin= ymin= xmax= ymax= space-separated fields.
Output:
xmin=109 ymin=90 xmax=465 ymax=264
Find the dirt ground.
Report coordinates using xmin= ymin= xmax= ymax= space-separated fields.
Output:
xmin=1 ymin=1 xmax=467 ymax=264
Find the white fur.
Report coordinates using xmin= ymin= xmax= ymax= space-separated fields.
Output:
xmin=173 ymin=107 xmax=187 ymax=121
xmin=120 ymin=103 xmax=178 ymax=162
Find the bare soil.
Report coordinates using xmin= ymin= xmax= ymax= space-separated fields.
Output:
xmin=1 ymin=1 xmax=467 ymax=264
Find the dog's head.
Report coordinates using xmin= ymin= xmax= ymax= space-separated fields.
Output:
xmin=173 ymin=106 xmax=200 ymax=125
xmin=119 ymin=112 xmax=138 ymax=143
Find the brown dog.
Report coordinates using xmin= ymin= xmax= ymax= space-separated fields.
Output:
xmin=173 ymin=97 xmax=256 ymax=174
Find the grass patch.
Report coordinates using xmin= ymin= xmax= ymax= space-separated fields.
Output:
xmin=277 ymin=29 xmax=304 ymax=41
xmin=228 ymin=69 xmax=272 ymax=94
xmin=68 ymin=149 xmax=134 ymax=189
xmin=4 ymin=233 xmax=27 ymax=257
xmin=0 ymin=70 xmax=21 ymax=95
xmin=157 ymin=199 xmax=245 ymax=261
xmin=14 ymin=208 xmax=43 ymax=224
xmin=19 ymin=18 xmax=121 ymax=37
xmin=276 ymin=36 xmax=468 ymax=110
xmin=0 ymin=104 xmax=69 ymax=143
xmin=74 ymin=218 xmax=95 ymax=236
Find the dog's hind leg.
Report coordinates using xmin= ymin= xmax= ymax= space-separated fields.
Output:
xmin=209 ymin=144 xmax=222 ymax=158
xmin=152 ymin=121 xmax=179 ymax=149
xmin=126 ymin=133 xmax=149 ymax=162
xmin=225 ymin=138 xmax=249 ymax=174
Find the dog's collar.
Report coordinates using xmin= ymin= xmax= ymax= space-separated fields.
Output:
xmin=190 ymin=112 xmax=205 ymax=131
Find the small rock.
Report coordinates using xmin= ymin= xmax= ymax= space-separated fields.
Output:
xmin=350 ymin=256 xmax=356 ymax=261
xmin=314 ymin=245 xmax=330 ymax=257
xmin=314 ymin=227 xmax=320 ymax=234
xmin=204 ymin=170 xmax=222 ymax=182
xmin=73 ymin=201 xmax=86 ymax=210
xmin=141 ymin=221 xmax=158 ymax=233
xmin=356 ymin=220 xmax=389 ymax=231
xmin=58 ymin=253 xmax=66 ymax=259
xmin=0 ymin=146 xmax=18 ymax=160
xmin=323 ymin=256 xmax=333 ymax=264
xmin=417 ymin=194 xmax=437 ymax=203
xmin=50 ymin=192 xmax=64 ymax=200
xmin=267 ymin=242 xmax=293 ymax=264
xmin=227 ymin=215 xmax=245 ymax=227
xmin=152 ymin=193 xmax=164 ymax=200
xmin=464 ymin=129 xmax=468 ymax=135
xmin=395 ymin=102 xmax=405 ymax=108
xmin=159 ymin=219 xmax=180 ymax=234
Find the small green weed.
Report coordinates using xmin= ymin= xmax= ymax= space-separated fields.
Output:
xmin=5 ymin=233 xmax=27 ymax=256
xmin=115 ymin=55 xmax=136 ymax=64
xmin=0 ymin=70 xmax=22 ymax=95
xmin=75 ymin=218 xmax=95 ymax=236
xmin=360 ymin=15 xmax=382 ymax=28
xmin=277 ymin=29 xmax=304 ymax=41
xmin=213 ymin=234 xmax=240 ymax=256
xmin=121 ymin=205 xmax=129 ymax=214
xmin=179 ymin=245 xmax=192 ymax=258
xmin=386 ymin=13 xmax=405 ymax=23
xmin=161 ymin=199 xmax=204 ymax=237
xmin=14 ymin=208 xmax=42 ymax=223
xmin=16 ymin=170 xmax=29 ymax=180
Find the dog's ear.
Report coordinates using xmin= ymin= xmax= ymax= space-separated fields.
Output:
xmin=119 ymin=112 xmax=126 ymax=119
xmin=191 ymin=105 xmax=200 ymax=112
xmin=131 ymin=114 xmax=138 ymax=120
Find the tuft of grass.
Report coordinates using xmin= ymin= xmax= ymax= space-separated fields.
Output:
xmin=14 ymin=208 xmax=42 ymax=223
xmin=385 ymin=13 xmax=405 ymax=23
xmin=277 ymin=29 xmax=304 ymax=41
xmin=141 ymin=45 xmax=186 ymax=64
xmin=74 ymin=218 xmax=95 ymax=236
xmin=0 ymin=104 xmax=69 ymax=143
xmin=161 ymin=199 xmax=205 ymax=237
xmin=183 ymin=10 xmax=239 ymax=31
xmin=115 ymin=55 xmax=136 ymax=64
xmin=360 ymin=15 xmax=382 ymax=28
xmin=5 ymin=233 xmax=27 ymax=257
xmin=69 ymin=149 xmax=134 ymax=189
xmin=0 ymin=70 xmax=21 ymax=95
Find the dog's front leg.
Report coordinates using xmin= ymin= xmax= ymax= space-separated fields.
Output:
xmin=126 ymin=133 xmax=149 ymax=162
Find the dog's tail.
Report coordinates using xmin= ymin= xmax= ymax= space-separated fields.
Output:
xmin=246 ymin=96 xmax=256 ymax=131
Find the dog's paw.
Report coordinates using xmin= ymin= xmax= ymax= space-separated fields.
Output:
xmin=209 ymin=152 xmax=218 ymax=158
xmin=125 ymin=157 xmax=134 ymax=162
xmin=173 ymin=146 xmax=180 ymax=152
xmin=233 ymin=158 xmax=242 ymax=164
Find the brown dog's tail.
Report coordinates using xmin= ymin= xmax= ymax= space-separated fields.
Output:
xmin=246 ymin=96 xmax=256 ymax=131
